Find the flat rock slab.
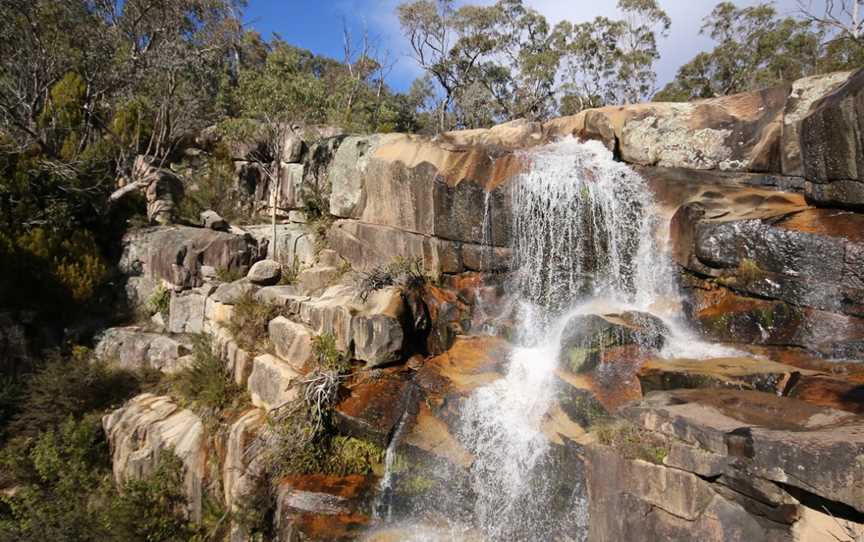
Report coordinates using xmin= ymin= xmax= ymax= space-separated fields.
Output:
xmin=334 ymin=369 xmax=412 ymax=446
xmin=622 ymin=389 xmax=864 ymax=513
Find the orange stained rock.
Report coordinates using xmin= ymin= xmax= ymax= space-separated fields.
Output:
xmin=403 ymin=402 xmax=473 ymax=469
xmin=279 ymin=473 xmax=373 ymax=500
xmin=416 ymin=335 xmax=509 ymax=395
xmin=372 ymin=134 xmax=526 ymax=191
xmin=776 ymin=208 xmax=864 ymax=242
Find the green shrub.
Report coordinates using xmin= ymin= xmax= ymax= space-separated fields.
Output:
xmin=358 ymin=257 xmax=428 ymax=302
xmin=311 ymin=333 xmax=352 ymax=373
xmin=107 ymin=451 xmax=205 ymax=542
xmin=147 ymin=284 xmax=171 ymax=318
xmin=7 ymin=351 xmax=141 ymax=439
xmin=594 ymin=419 xmax=669 ymax=464
xmin=171 ymin=334 xmax=247 ymax=425
xmin=226 ymin=291 xmax=278 ymax=352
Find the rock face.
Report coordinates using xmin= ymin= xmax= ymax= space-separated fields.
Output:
xmin=95 ymin=326 xmax=192 ymax=372
xmin=102 ymin=394 xmax=208 ymax=521
xmin=119 ymin=226 xmax=257 ymax=296
xmin=97 ymin=70 xmax=864 ymax=542
xmin=801 ymin=69 xmax=864 ymax=209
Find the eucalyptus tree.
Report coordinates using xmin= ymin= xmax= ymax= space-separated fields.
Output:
xmin=654 ymin=1 xmax=859 ymax=102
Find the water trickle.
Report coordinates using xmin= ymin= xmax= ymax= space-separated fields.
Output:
xmin=373 ymin=386 xmax=416 ymax=522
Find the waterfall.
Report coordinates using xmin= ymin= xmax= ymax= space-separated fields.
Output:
xmin=458 ymin=138 xmax=735 ymax=541
xmin=369 ymin=137 xmax=737 ymax=541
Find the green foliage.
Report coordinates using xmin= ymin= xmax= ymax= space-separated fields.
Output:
xmin=311 ymin=333 xmax=352 ymax=373
xmin=7 ymin=351 xmax=140 ymax=440
xmin=171 ymin=334 xmax=247 ymax=424
xmin=177 ymin=146 xmax=243 ymax=224
xmin=147 ymin=284 xmax=171 ymax=319
xmin=594 ymin=418 xmax=669 ymax=464
xmin=106 ymin=451 xmax=205 ymax=542
xmin=0 ymin=417 xmax=203 ymax=542
xmin=358 ymin=257 xmax=429 ymax=302
xmin=226 ymin=290 xmax=279 ymax=352
xmin=655 ymin=2 xmax=863 ymax=101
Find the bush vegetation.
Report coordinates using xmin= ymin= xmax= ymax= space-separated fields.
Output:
xmin=226 ymin=291 xmax=279 ymax=353
xmin=0 ymin=346 xmax=203 ymax=541
xmin=593 ymin=418 xmax=669 ymax=464
xmin=358 ymin=257 xmax=429 ymax=302
xmin=171 ymin=334 xmax=248 ymax=428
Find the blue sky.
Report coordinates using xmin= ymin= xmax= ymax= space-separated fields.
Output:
xmin=243 ymin=0 xmax=803 ymax=93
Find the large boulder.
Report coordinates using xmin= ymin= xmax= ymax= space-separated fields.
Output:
xmin=247 ymin=259 xmax=282 ymax=285
xmin=102 ymin=394 xmax=208 ymax=521
xmin=547 ymin=86 xmax=790 ymax=172
xmin=95 ymin=326 xmax=192 ymax=372
xmin=781 ymin=71 xmax=853 ymax=176
xmin=119 ymin=226 xmax=257 ymax=294
xmin=801 ymin=68 xmax=864 ymax=209
xmin=559 ymin=311 xmax=668 ymax=374
xmin=326 ymin=133 xmax=517 ymax=246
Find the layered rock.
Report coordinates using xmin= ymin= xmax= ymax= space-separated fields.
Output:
xmin=119 ymin=225 xmax=258 ymax=300
xmin=102 ymin=394 xmax=209 ymax=521
xmin=801 ymin=69 xmax=864 ymax=209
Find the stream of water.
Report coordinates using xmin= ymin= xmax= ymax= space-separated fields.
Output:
xmin=370 ymin=138 xmax=739 ymax=541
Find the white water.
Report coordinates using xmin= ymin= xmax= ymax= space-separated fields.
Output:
xmin=371 ymin=138 xmax=739 ymax=541
xmin=457 ymin=138 xmax=738 ymax=540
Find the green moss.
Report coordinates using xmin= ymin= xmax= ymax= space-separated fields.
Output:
xmin=402 ymin=474 xmax=436 ymax=495
xmin=324 ymin=436 xmax=385 ymax=476
xmin=593 ymin=419 xmax=669 ymax=464
xmin=737 ymin=258 xmax=764 ymax=282
xmin=566 ymin=346 xmax=598 ymax=373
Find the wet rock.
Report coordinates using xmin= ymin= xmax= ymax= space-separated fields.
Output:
xmin=247 ymin=259 xmax=281 ymax=285
xmin=334 ymin=370 xmax=412 ymax=446
xmin=637 ymin=356 xmax=806 ymax=396
xmin=275 ymin=475 xmax=372 ymax=541
xmin=801 ymin=68 xmax=864 ymax=209
xmin=200 ymin=209 xmax=228 ymax=231
xmin=681 ymin=273 xmax=864 ymax=358
xmin=268 ymin=316 xmax=315 ymax=372
xmin=95 ymin=326 xmax=192 ymax=372
xmin=558 ymin=311 xmax=667 ymax=373
xmin=622 ymin=389 xmax=864 ymax=513
xmin=248 ymin=353 xmax=301 ymax=410
xmin=102 ymin=394 xmax=208 ymax=521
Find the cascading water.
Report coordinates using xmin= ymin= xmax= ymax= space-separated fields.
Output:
xmin=372 ymin=137 xmax=738 ymax=541
xmin=456 ymin=138 xmax=738 ymax=541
